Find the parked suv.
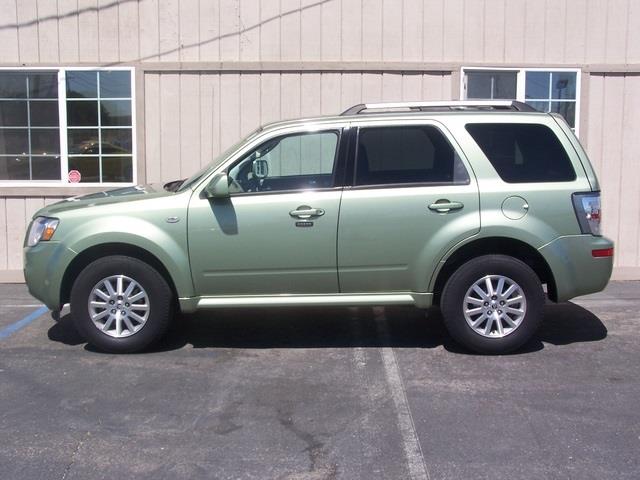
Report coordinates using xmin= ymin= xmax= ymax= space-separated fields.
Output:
xmin=23 ymin=101 xmax=613 ymax=354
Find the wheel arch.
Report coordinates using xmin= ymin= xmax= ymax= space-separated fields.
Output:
xmin=432 ymin=237 xmax=556 ymax=304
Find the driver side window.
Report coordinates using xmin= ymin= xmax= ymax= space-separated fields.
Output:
xmin=227 ymin=130 xmax=339 ymax=194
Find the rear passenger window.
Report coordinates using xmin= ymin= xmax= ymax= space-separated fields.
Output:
xmin=465 ymin=123 xmax=576 ymax=183
xmin=355 ymin=125 xmax=470 ymax=186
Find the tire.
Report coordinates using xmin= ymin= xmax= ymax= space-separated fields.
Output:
xmin=70 ymin=255 xmax=174 ymax=353
xmin=440 ymin=254 xmax=544 ymax=354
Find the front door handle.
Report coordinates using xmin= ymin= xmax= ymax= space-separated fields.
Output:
xmin=289 ymin=206 xmax=325 ymax=219
xmin=428 ymin=200 xmax=464 ymax=213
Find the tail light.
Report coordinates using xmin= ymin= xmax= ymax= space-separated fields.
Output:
xmin=572 ymin=192 xmax=601 ymax=236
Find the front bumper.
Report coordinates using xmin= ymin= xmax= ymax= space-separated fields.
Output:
xmin=538 ymin=235 xmax=614 ymax=302
xmin=23 ymin=242 xmax=77 ymax=311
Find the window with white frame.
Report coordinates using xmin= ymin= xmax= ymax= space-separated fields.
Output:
xmin=461 ymin=68 xmax=580 ymax=132
xmin=0 ymin=68 xmax=135 ymax=185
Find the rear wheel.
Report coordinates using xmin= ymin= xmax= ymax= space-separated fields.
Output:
xmin=440 ymin=254 xmax=544 ymax=354
xmin=71 ymin=255 xmax=173 ymax=353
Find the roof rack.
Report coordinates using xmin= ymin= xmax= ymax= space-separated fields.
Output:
xmin=340 ymin=100 xmax=536 ymax=116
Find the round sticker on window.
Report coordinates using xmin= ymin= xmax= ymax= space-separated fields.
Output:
xmin=68 ymin=170 xmax=81 ymax=183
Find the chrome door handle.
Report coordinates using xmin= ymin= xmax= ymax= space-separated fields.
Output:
xmin=289 ymin=206 xmax=325 ymax=219
xmin=428 ymin=200 xmax=464 ymax=213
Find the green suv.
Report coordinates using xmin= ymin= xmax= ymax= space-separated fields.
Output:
xmin=23 ymin=101 xmax=613 ymax=354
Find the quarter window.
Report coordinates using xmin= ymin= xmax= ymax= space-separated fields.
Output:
xmin=355 ymin=125 xmax=469 ymax=186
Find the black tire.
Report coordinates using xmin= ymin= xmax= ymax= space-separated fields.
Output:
xmin=70 ymin=255 xmax=174 ymax=353
xmin=440 ymin=254 xmax=544 ymax=354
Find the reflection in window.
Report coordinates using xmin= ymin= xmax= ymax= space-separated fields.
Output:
xmin=525 ymin=71 xmax=577 ymax=127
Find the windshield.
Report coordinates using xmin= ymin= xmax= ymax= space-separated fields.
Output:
xmin=177 ymin=127 xmax=263 ymax=192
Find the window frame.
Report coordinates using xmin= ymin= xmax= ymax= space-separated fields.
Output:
xmin=460 ymin=66 xmax=581 ymax=136
xmin=0 ymin=66 xmax=136 ymax=187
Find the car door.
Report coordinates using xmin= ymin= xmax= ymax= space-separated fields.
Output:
xmin=188 ymin=127 xmax=345 ymax=296
xmin=337 ymin=120 xmax=480 ymax=293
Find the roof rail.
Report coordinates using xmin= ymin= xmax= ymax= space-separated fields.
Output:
xmin=340 ymin=100 xmax=536 ymax=116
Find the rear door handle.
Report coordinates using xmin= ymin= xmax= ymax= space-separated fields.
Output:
xmin=289 ymin=206 xmax=325 ymax=219
xmin=428 ymin=200 xmax=464 ymax=213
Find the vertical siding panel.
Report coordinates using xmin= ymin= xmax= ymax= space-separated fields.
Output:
xmin=381 ymin=73 xmax=402 ymax=102
xmin=340 ymin=73 xmax=362 ymax=111
xmin=422 ymin=73 xmax=446 ymax=100
xmin=139 ymin=0 xmax=160 ymax=62
xmin=320 ymin=73 xmax=341 ymax=114
xmin=25 ymin=198 xmax=44 ymax=223
xmin=585 ymin=74 xmax=604 ymax=175
xmin=36 ymin=0 xmax=59 ymax=62
xmin=382 ymin=0 xmax=402 ymax=60
xmin=618 ymin=75 xmax=640 ymax=267
xmin=462 ymin=0 xmax=484 ymax=62
xmin=523 ymin=0 xmax=545 ymax=63
xmin=504 ymin=0 xmax=525 ymax=63
xmin=320 ymin=0 xmax=341 ymax=60
xmin=627 ymin=0 xmax=640 ymax=63
xmin=361 ymin=73 xmax=383 ymax=103
xmin=585 ymin=0 xmax=607 ymax=63
xmin=6 ymin=199 xmax=25 ymax=271
xmin=300 ymin=0 xmax=322 ymax=61
xmin=260 ymin=0 xmax=281 ymax=61
xmin=341 ymin=0 xmax=362 ymax=60
xmin=483 ymin=0 xmax=505 ymax=63
xmin=0 ymin=199 xmax=7 ymax=271
xmin=199 ymin=74 xmax=215 ymax=168
xmin=211 ymin=75 xmax=222 ymax=159
xmin=280 ymin=73 xmax=301 ymax=119
xmin=200 ymin=0 xmax=220 ymax=61
xmin=240 ymin=74 xmax=260 ymax=135
xmin=544 ymin=0 xmax=565 ymax=63
xmin=401 ymin=73 xmax=422 ymax=101
xmin=180 ymin=74 xmax=201 ymax=178
xmin=362 ymin=0 xmax=383 ymax=61
xmin=239 ymin=0 xmax=260 ymax=61
xmin=16 ymin=0 xmax=39 ymax=62
xmin=158 ymin=0 xmax=180 ymax=61
xmin=0 ymin=1 xmax=19 ymax=62
xmin=179 ymin=0 xmax=201 ymax=61
xmin=220 ymin=74 xmax=241 ymax=151
xmin=118 ymin=0 xmax=140 ymax=62
xmin=300 ymin=73 xmax=321 ymax=117
xmin=220 ymin=0 xmax=240 ymax=61
xmin=605 ymin=0 xmax=628 ymax=64
xmin=564 ymin=0 xmax=586 ymax=63
xmin=402 ymin=0 xmax=423 ymax=61
xmin=260 ymin=73 xmax=281 ymax=125
xmin=144 ymin=74 xmax=161 ymax=183
xmin=422 ymin=0 xmax=443 ymax=62
xmin=97 ymin=0 xmax=119 ymax=62
xmin=281 ymin=0 xmax=301 ymax=60
xmin=78 ymin=0 xmax=99 ymax=61
xmin=442 ymin=0 xmax=463 ymax=62
xmin=57 ymin=0 xmax=80 ymax=63
xmin=160 ymin=75 xmax=181 ymax=182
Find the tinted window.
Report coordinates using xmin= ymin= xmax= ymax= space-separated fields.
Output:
xmin=355 ymin=125 xmax=469 ymax=186
xmin=466 ymin=123 xmax=576 ymax=183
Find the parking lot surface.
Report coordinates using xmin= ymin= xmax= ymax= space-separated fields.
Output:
xmin=1 ymin=282 xmax=639 ymax=480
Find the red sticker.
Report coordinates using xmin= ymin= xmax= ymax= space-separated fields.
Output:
xmin=68 ymin=169 xmax=81 ymax=183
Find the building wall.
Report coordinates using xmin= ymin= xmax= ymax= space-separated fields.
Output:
xmin=1 ymin=0 xmax=639 ymax=281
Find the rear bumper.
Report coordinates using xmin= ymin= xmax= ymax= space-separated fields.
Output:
xmin=538 ymin=235 xmax=614 ymax=302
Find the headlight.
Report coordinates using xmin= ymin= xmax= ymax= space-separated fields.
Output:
xmin=27 ymin=217 xmax=59 ymax=247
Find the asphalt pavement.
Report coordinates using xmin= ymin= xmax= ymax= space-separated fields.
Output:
xmin=0 ymin=282 xmax=638 ymax=480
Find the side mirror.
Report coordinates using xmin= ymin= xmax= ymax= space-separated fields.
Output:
xmin=202 ymin=173 xmax=230 ymax=199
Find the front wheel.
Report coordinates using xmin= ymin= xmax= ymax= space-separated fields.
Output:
xmin=440 ymin=255 xmax=544 ymax=354
xmin=70 ymin=255 xmax=174 ymax=353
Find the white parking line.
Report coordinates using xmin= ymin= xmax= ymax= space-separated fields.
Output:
xmin=373 ymin=306 xmax=430 ymax=480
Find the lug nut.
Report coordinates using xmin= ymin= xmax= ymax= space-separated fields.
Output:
xmin=117 ymin=296 xmax=123 ymax=300
xmin=498 ymin=310 xmax=503 ymax=314
xmin=109 ymin=300 xmax=114 ymax=305
xmin=111 ymin=309 xmax=116 ymax=314
xmin=491 ymin=295 xmax=497 ymax=300
xmin=487 ymin=310 xmax=492 ymax=315
xmin=125 ymin=303 xmax=129 ymax=307
xmin=484 ymin=302 xmax=489 ymax=306
xmin=500 ymin=301 xmax=505 ymax=305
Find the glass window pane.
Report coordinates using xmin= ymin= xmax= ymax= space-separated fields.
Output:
xmin=99 ymin=71 xmax=131 ymax=98
xmin=0 ymin=101 xmax=28 ymax=126
xmin=525 ymin=100 xmax=550 ymax=113
xmin=467 ymin=71 xmax=517 ymax=99
xmin=0 ymin=155 xmax=30 ymax=180
xmin=551 ymin=101 xmax=576 ymax=127
xmin=466 ymin=72 xmax=492 ymax=99
xmin=66 ymin=71 xmax=97 ymax=98
xmin=67 ymin=100 xmax=98 ymax=126
xmin=31 ymin=155 xmax=61 ymax=180
xmin=492 ymin=73 xmax=517 ymax=99
xmin=68 ymin=156 xmax=99 ymax=182
xmin=68 ymin=129 xmax=100 ymax=154
xmin=100 ymin=100 xmax=132 ymax=126
xmin=551 ymin=72 xmax=577 ymax=99
xmin=28 ymin=73 xmax=58 ymax=98
xmin=30 ymin=100 xmax=59 ymax=126
xmin=0 ymin=73 xmax=27 ymax=98
xmin=31 ymin=129 xmax=60 ymax=155
xmin=102 ymin=156 xmax=133 ymax=182
xmin=101 ymin=128 xmax=132 ymax=154
xmin=525 ymin=72 xmax=550 ymax=99
xmin=0 ymin=129 xmax=29 ymax=154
